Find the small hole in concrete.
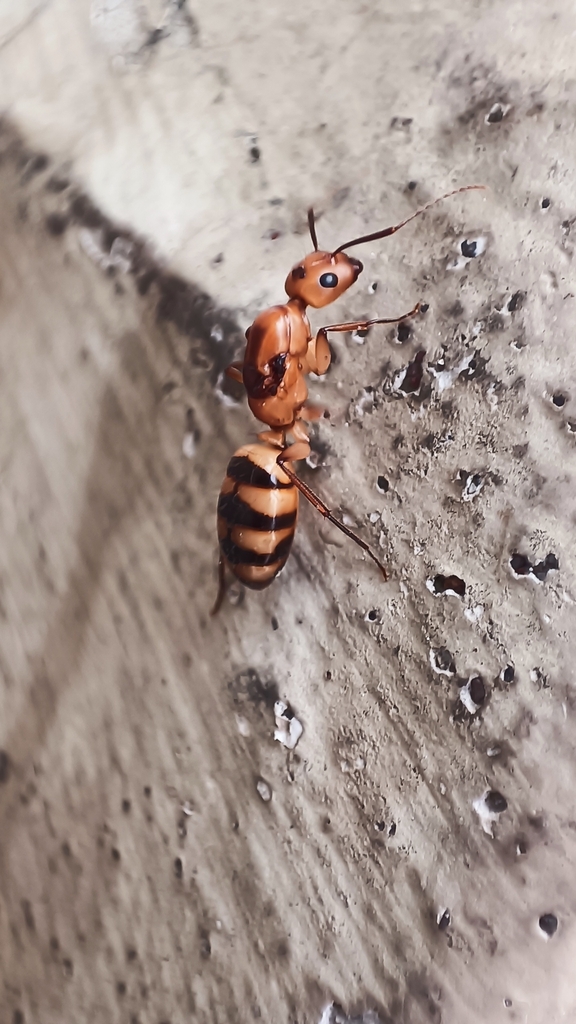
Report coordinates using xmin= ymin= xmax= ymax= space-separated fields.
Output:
xmin=407 ymin=180 xmax=417 ymax=191
xmin=485 ymin=791 xmax=507 ymax=813
xmin=507 ymin=291 xmax=525 ymax=313
xmin=367 ymin=609 xmax=379 ymax=622
xmin=486 ymin=102 xmax=507 ymax=124
xmin=431 ymin=574 xmax=466 ymax=597
xmin=469 ymin=676 xmax=486 ymax=706
xmin=399 ymin=349 xmax=425 ymax=394
xmin=376 ymin=475 xmax=389 ymax=493
xmin=461 ymin=239 xmax=478 ymax=258
xmin=532 ymin=553 xmax=559 ymax=581
xmin=510 ymin=553 xmax=532 ymax=576
xmin=437 ymin=908 xmax=451 ymax=931
xmin=174 ymin=857 xmax=183 ymax=879
xmin=539 ymin=913 xmax=558 ymax=937
xmin=419 ymin=302 xmax=429 ymax=313
xmin=430 ymin=648 xmax=456 ymax=675
xmin=501 ymin=664 xmax=515 ymax=683
xmin=552 ymin=393 xmax=566 ymax=407
xmin=397 ymin=322 xmax=411 ymax=343
xmin=541 ymin=198 xmax=551 ymax=209
xmin=388 ymin=822 xmax=396 ymax=836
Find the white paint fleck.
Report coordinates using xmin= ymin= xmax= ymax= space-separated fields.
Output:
xmin=214 ymin=370 xmax=241 ymax=407
xmin=464 ymin=604 xmax=484 ymax=622
xmin=79 ymin=229 xmax=133 ymax=272
xmin=461 ymin=473 xmax=484 ymax=502
xmin=429 ymin=353 xmax=475 ymax=392
xmin=306 ymin=449 xmax=324 ymax=469
xmin=319 ymin=1003 xmax=383 ymax=1024
xmin=352 ymin=388 xmax=375 ymax=418
xmin=393 ymin=367 xmax=408 ymax=392
xmin=256 ymin=779 xmax=272 ymax=802
xmin=459 ymin=678 xmax=482 ymax=714
xmin=182 ymin=432 xmax=196 ymax=459
xmin=473 ymin=790 xmax=506 ymax=836
xmin=235 ymin=714 xmax=251 ymax=737
xmin=273 ymin=700 xmax=303 ymax=750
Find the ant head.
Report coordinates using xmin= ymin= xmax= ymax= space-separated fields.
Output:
xmin=285 ymin=188 xmax=485 ymax=308
xmin=284 ymin=250 xmax=363 ymax=308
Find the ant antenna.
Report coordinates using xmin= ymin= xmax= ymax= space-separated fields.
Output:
xmin=307 ymin=208 xmax=319 ymax=251
xmin=332 ymin=184 xmax=485 ymax=255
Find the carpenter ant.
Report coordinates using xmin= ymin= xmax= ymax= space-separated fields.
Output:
xmin=213 ymin=186 xmax=483 ymax=613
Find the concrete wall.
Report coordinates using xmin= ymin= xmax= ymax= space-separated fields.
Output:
xmin=1 ymin=3 xmax=575 ymax=1021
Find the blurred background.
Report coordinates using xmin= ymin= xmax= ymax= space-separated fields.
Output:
xmin=1 ymin=2 xmax=576 ymax=1022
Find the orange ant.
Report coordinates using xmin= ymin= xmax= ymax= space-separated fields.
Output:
xmin=212 ymin=186 xmax=484 ymax=613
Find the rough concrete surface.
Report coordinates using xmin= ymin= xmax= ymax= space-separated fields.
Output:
xmin=1 ymin=2 xmax=576 ymax=1022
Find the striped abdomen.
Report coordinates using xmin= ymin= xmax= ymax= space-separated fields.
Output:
xmin=217 ymin=443 xmax=298 ymax=589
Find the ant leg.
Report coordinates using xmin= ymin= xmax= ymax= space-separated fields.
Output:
xmin=210 ymin=556 xmax=228 ymax=616
xmin=278 ymin=440 xmax=310 ymax=462
xmin=225 ymin=362 xmax=243 ymax=384
xmin=291 ymin=418 xmax=310 ymax=443
xmin=306 ymin=332 xmax=331 ymax=375
xmin=300 ymin=403 xmax=325 ymax=422
xmin=318 ymin=302 xmax=420 ymax=337
xmin=257 ymin=428 xmax=285 ymax=448
xmin=258 ymin=421 xmax=310 ymax=450
xmin=276 ymin=451 xmax=388 ymax=580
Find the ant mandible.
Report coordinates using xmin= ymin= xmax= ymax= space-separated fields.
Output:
xmin=212 ymin=185 xmax=484 ymax=614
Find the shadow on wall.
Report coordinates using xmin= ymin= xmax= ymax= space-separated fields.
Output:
xmin=0 ymin=115 xmax=244 ymax=851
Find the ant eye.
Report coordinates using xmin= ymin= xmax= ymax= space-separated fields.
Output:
xmin=292 ymin=266 xmax=306 ymax=279
xmin=319 ymin=272 xmax=338 ymax=288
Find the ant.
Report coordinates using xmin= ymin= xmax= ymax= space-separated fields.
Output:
xmin=212 ymin=185 xmax=483 ymax=614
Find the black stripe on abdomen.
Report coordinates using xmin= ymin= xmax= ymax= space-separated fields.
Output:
xmin=218 ymin=491 xmax=297 ymax=532
xmin=226 ymin=455 xmax=291 ymax=489
xmin=220 ymin=533 xmax=294 ymax=566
